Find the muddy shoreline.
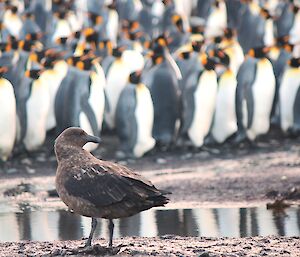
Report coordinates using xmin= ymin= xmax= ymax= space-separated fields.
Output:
xmin=1 ymin=130 xmax=300 ymax=256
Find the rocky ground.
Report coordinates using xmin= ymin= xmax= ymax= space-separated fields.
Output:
xmin=0 ymin=129 xmax=300 ymax=256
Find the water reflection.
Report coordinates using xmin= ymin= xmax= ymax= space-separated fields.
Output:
xmin=0 ymin=206 xmax=300 ymax=242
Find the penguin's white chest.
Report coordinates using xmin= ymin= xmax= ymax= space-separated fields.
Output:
xmin=212 ymin=71 xmax=238 ymax=143
xmin=89 ymin=72 xmax=106 ymax=130
xmin=105 ymin=60 xmax=130 ymax=129
xmin=122 ymin=50 xmax=145 ymax=72
xmin=279 ymin=68 xmax=300 ymax=132
xmin=247 ymin=59 xmax=275 ymax=139
xmin=24 ymin=80 xmax=50 ymax=151
xmin=106 ymin=10 xmax=119 ymax=46
xmin=52 ymin=20 xmax=72 ymax=42
xmin=264 ymin=19 xmax=274 ymax=47
xmin=3 ymin=13 xmax=22 ymax=37
xmin=188 ymin=70 xmax=218 ymax=147
xmin=205 ymin=2 xmax=227 ymax=38
xmin=0 ymin=79 xmax=16 ymax=161
xmin=133 ymin=84 xmax=155 ymax=157
xmin=42 ymin=70 xmax=62 ymax=131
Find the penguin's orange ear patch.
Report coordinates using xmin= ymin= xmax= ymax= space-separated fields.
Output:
xmin=76 ymin=61 xmax=84 ymax=70
xmin=0 ymin=67 xmax=8 ymax=73
xmin=158 ymin=38 xmax=166 ymax=46
xmin=25 ymin=70 xmax=30 ymax=77
xmin=248 ymin=49 xmax=254 ymax=57
xmin=262 ymin=47 xmax=269 ymax=53
xmin=200 ymin=54 xmax=207 ymax=65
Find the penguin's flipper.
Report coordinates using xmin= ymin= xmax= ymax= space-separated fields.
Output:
xmin=245 ymin=82 xmax=254 ymax=129
xmin=292 ymin=86 xmax=300 ymax=134
xmin=101 ymin=56 xmax=115 ymax=76
xmin=16 ymin=77 xmax=33 ymax=142
xmin=235 ymin=58 xmax=257 ymax=132
xmin=181 ymin=72 xmax=198 ymax=135
xmin=104 ymin=90 xmax=110 ymax=113
xmin=80 ymin=97 xmax=99 ymax=136
xmin=115 ymin=85 xmax=137 ymax=153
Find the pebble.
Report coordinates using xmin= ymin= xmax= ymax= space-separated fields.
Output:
xmin=36 ymin=156 xmax=47 ymax=162
xmin=118 ymin=161 xmax=128 ymax=166
xmin=156 ymin=158 xmax=167 ymax=164
xmin=21 ymin=158 xmax=32 ymax=165
xmin=26 ymin=167 xmax=36 ymax=174
xmin=6 ymin=168 xmax=18 ymax=174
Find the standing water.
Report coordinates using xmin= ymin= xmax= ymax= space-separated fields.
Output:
xmin=0 ymin=206 xmax=299 ymax=242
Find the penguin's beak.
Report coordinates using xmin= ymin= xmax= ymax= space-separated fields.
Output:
xmin=86 ymin=134 xmax=101 ymax=144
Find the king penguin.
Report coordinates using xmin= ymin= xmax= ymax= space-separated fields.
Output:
xmin=44 ymin=52 xmax=69 ymax=131
xmin=279 ymin=57 xmax=300 ymax=134
xmin=21 ymin=69 xmax=50 ymax=151
xmin=104 ymin=45 xmax=131 ymax=129
xmin=116 ymin=70 xmax=155 ymax=158
xmin=211 ymin=50 xmax=238 ymax=144
xmin=145 ymin=38 xmax=181 ymax=147
xmin=205 ymin=0 xmax=227 ymax=39
xmin=236 ymin=47 xmax=276 ymax=142
xmin=82 ymin=58 xmax=106 ymax=151
xmin=3 ymin=5 xmax=23 ymax=38
xmin=0 ymin=66 xmax=16 ymax=161
xmin=184 ymin=54 xmax=218 ymax=147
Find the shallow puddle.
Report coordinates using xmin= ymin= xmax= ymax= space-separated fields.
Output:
xmin=0 ymin=206 xmax=299 ymax=242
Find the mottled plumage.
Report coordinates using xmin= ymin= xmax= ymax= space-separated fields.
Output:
xmin=55 ymin=127 xmax=169 ymax=247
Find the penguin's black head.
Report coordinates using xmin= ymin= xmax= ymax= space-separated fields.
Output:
xmin=0 ymin=66 xmax=8 ymax=78
xmin=172 ymin=14 xmax=184 ymax=32
xmin=214 ymin=0 xmax=220 ymax=8
xmin=112 ymin=46 xmax=125 ymax=58
xmin=26 ymin=33 xmax=38 ymax=41
xmin=89 ymin=12 xmax=102 ymax=25
xmin=214 ymin=49 xmax=230 ymax=67
xmin=67 ymin=55 xmax=81 ymax=66
xmin=11 ymin=5 xmax=18 ymax=14
xmin=192 ymin=41 xmax=202 ymax=52
xmin=57 ymin=11 xmax=67 ymax=20
xmin=276 ymin=35 xmax=290 ymax=47
xmin=162 ymin=0 xmax=172 ymax=6
xmin=129 ymin=29 xmax=143 ymax=41
xmin=191 ymin=25 xmax=204 ymax=35
xmin=224 ymin=28 xmax=234 ymax=39
xmin=248 ymin=47 xmax=268 ymax=58
xmin=289 ymin=58 xmax=300 ymax=68
xmin=151 ymin=44 xmax=165 ymax=64
xmin=86 ymin=31 xmax=98 ymax=44
xmin=43 ymin=57 xmax=55 ymax=69
xmin=179 ymin=51 xmax=191 ymax=60
xmin=9 ymin=36 xmax=19 ymax=50
xmin=19 ymin=40 xmax=35 ymax=52
xmin=74 ymin=31 xmax=81 ymax=39
xmin=129 ymin=71 xmax=142 ymax=84
xmin=292 ymin=5 xmax=299 ymax=14
xmin=0 ymin=42 xmax=11 ymax=52
xmin=25 ymin=69 xmax=42 ymax=80
xmin=201 ymin=55 xmax=218 ymax=70
xmin=213 ymin=36 xmax=222 ymax=44
xmin=260 ymin=8 xmax=272 ymax=19
xmin=107 ymin=1 xmax=117 ymax=10
xmin=57 ymin=37 xmax=68 ymax=45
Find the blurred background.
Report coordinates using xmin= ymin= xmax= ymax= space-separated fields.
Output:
xmin=0 ymin=0 xmax=299 ymax=162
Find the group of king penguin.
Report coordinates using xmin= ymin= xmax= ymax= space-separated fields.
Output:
xmin=0 ymin=0 xmax=300 ymax=161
